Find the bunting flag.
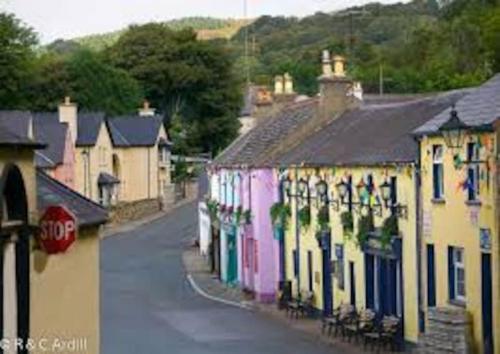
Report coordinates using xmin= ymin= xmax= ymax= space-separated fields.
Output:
xmin=453 ymin=154 xmax=463 ymax=170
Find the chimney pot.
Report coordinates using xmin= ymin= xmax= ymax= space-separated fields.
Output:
xmin=333 ymin=55 xmax=346 ymax=77
xmin=322 ymin=50 xmax=333 ymax=77
xmin=274 ymin=75 xmax=284 ymax=95
xmin=139 ymin=100 xmax=156 ymax=117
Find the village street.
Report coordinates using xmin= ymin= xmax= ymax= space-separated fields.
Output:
xmin=100 ymin=202 xmax=334 ymax=354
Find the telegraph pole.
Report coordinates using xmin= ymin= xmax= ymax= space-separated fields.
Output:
xmin=244 ymin=0 xmax=250 ymax=86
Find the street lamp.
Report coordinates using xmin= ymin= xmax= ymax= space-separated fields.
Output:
xmin=335 ymin=180 xmax=349 ymax=202
xmin=379 ymin=180 xmax=392 ymax=207
xmin=439 ymin=105 xmax=469 ymax=151
xmin=298 ymin=179 xmax=309 ymax=199
xmin=282 ymin=177 xmax=292 ymax=198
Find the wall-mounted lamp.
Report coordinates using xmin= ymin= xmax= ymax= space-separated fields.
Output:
xmin=439 ymin=105 xmax=469 ymax=151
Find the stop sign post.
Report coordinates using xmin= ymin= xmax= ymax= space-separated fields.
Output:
xmin=39 ymin=206 xmax=77 ymax=254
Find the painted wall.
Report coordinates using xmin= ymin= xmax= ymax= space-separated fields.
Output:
xmin=283 ymin=165 xmax=419 ymax=342
xmin=74 ymin=123 xmax=114 ymax=203
xmin=52 ymin=127 xmax=75 ymax=189
xmin=30 ymin=227 xmax=100 ymax=354
xmin=113 ymin=127 xmax=170 ymax=203
xmin=419 ymin=132 xmax=499 ymax=354
xmin=198 ymin=202 xmax=211 ymax=256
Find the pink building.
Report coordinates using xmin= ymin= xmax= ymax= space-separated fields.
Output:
xmin=33 ymin=113 xmax=75 ymax=188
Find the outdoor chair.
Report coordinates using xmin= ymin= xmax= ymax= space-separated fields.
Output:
xmin=364 ymin=315 xmax=401 ymax=352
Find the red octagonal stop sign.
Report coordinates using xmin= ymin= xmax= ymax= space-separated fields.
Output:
xmin=39 ymin=206 xmax=77 ymax=254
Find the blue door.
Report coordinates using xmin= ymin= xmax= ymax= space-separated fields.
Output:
xmin=349 ymin=262 xmax=356 ymax=306
xmin=427 ymin=245 xmax=436 ymax=307
xmin=365 ymin=254 xmax=375 ymax=309
xmin=227 ymin=230 xmax=237 ymax=284
xmin=481 ymin=253 xmax=493 ymax=354
xmin=321 ymin=233 xmax=332 ymax=316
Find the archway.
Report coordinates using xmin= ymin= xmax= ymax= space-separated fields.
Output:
xmin=0 ymin=163 xmax=30 ymax=354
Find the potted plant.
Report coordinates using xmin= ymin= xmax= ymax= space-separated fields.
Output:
xmin=380 ymin=214 xmax=399 ymax=249
xmin=317 ymin=205 xmax=330 ymax=231
xmin=340 ymin=211 xmax=354 ymax=237
xmin=270 ymin=202 xmax=291 ymax=229
xmin=234 ymin=206 xmax=243 ymax=224
xmin=243 ymin=209 xmax=252 ymax=225
xmin=206 ymin=199 xmax=219 ymax=221
xmin=298 ymin=205 xmax=311 ymax=229
xmin=356 ymin=213 xmax=373 ymax=248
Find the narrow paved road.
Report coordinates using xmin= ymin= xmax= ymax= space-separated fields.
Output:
xmin=101 ymin=202 xmax=333 ymax=354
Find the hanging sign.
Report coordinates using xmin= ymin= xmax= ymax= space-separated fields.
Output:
xmin=39 ymin=206 xmax=77 ymax=254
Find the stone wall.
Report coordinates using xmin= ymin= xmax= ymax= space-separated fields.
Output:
xmin=109 ymin=198 xmax=161 ymax=224
xmin=419 ymin=307 xmax=473 ymax=354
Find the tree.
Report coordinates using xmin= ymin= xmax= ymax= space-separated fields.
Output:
xmin=28 ymin=49 xmax=143 ymax=115
xmin=0 ymin=12 xmax=37 ymax=108
xmin=107 ymin=24 xmax=242 ymax=155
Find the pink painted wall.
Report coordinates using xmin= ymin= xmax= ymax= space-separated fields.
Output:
xmin=53 ymin=127 xmax=75 ymax=188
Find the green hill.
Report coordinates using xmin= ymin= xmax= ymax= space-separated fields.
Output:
xmin=68 ymin=17 xmax=250 ymax=51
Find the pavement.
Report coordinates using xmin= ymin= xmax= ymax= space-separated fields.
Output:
xmin=100 ymin=201 xmax=362 ymax=354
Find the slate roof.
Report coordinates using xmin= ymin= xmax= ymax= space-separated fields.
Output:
xmin=33 ymin=114 xmax=68 ymax=168
xmin=414 ymin=74 xmax=500 ymax=135
xmin=277 ymin=90 xmax=469 ymax=167
xmin=0 ymin=111 xmax=45 ymax=148
xmin=106 ymin=115 xmax=164 ymax=147
xmin=37 ymin=170 xmax=108 ymax=227
xmin=214 ymin=98 xmax=318 ymax=167
xmin=77 ymin=112 xmax=106 ymax=146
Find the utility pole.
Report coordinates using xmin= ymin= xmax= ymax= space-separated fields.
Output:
xmin=244 ymin=0 xmax=250 ymax=86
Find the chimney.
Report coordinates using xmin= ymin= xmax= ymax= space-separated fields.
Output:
xmin=317 ymin=51 xmax=360 ymax=121
xmin=59 ymin=96 xmax=78 ymax=144
xmin=284 ymin=73 xmax=294 ymax=94
xmin=274 ymin=75 xmax=284 ymax=95
xmin=139 ymin=100 xmax=156 ymax=117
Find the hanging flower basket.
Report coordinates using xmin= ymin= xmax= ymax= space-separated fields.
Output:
xmin=270 ymin=202 xmax=291 ymax=229
xmin=317 ymin=205 xmax=330 ymax=232
xmin=380 ymin=214 xmax=399 ymax=250
xmin=298 ymin=205 xmax=311 ymax=229
xmin=243 ymin=209 xmax=252 ymax=225
xmin=356 ymin=213 xmax=373 ymax=248
xmin=340 ymin=211 xmax=353 ymax=236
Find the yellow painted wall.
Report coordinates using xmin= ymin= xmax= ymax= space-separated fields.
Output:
xmin=114 ymin=126 xmax=170 ymax=202
xmin=74 ymin=123 xmax=114 ymax=203
xmin=420 ymin=133 xmax=499 ymax=354
xmin=283 ymin=164 xmax=420 ymax=342
xmin=30 ymin=227 xmax=100 ymax=354
xmin=0 ymin=149 xmax=37 ymax=224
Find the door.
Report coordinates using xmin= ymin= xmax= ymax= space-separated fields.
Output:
xmin=213 ymin=228 xmax=221 ymax=278
xmin=481 ymin=253 xmax=494 ymax=354
xmin=227 ymin=230 xmax=237 ymax=284
xmin=365 ymin=254 xmax=375 ymax=309
xmin=322 ymin=233 xmax=332 ymax=316
xmin=427 ymin=245 xmax=436 ymax=307
xmin=349 ymin=262 xmax=356 ymax=306
xmin=378 ymin=258 xmax=398 ymax=316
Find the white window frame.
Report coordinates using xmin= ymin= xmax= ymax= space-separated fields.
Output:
xmin=432 ymin=145 xmax=444 ymax=199
xmin=466 ymin=142 xmax=480 ymax=201
xmin=453 ymin=248 xmax=466 ymax=301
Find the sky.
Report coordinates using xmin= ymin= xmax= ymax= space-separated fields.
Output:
xmin=1 ymin=0 xmax=405 ymax=43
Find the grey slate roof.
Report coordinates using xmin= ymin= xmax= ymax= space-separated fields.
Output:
xmin=277 ymin=90 xmax=468 ymax=167
xmin=77 ymin=112 xmax=106 ymax=146
xmin=214 ymin=99 xmax=318 ymax=167
xmin=0 ymin=111 xmax=45 ymax=148
xmin=33 ymin=113 xmax=68 ymax=168
xmin=37 ymin=170 xmax=108 ymax=227
xmin=414 ymin=74 xmax=500 ymax=135
xmin=106 ymin=115 xmax=163 ymax=147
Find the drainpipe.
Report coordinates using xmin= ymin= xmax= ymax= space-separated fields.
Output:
xmin=148 ymin=147 xmax=151 ymax=199
xmin=295 ymin=166 xmax=301 ymax=295
xmin=415 ymin=137 xmax=424 ymax=333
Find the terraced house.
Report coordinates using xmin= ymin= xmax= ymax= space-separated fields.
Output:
xmin=203 ymin=51 xmax=500 ymax=353
xmin=414 ymin=74 xmax=500 ymax=354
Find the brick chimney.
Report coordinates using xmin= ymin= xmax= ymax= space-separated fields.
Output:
xmin=139 ymin=100 xmax=156 ymax=117
xmin=317 ymin=51 xmax=360 ymax=121
xmin=284 ymin=73 xmax=294 ymax=94
xmin=59 ymin=96 xmax=78 ymax=144
xmin=274 ymin=75 xmax=284 ymax=95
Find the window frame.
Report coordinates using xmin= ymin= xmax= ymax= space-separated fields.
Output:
xmin=432 ymin=145 xmax=444 ymax=200
xmin=453 ymin=247 xmax=466 ymax=302
xmin=466 ymin=142 xmax=480 ymax=201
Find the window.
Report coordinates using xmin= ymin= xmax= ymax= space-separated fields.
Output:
xmin=448 ymin=247 xmax=466 ymax=302
xmin=466 ymin=142 xmax=480 ymax=201
xmin=335 ymin=245 xmax=345 ymax=290
xmin=158 ymin=147 xmax=168 ymax=164
xmin=432 ymin=145 xmax=444 ymax=199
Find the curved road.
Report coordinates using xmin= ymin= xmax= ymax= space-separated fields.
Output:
xmin=101 ymin=202 xmax=333 ymax=354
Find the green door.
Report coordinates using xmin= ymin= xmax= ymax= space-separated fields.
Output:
xmin=227 ymin=230 xmax=237 ymax=284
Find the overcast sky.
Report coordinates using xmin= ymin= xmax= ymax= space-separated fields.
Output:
xmin=2 ymin=0 xmax=405 ymax=43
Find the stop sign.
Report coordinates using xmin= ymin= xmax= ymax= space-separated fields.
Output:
xmin=39 ymin=206 xmax=77 ymax=254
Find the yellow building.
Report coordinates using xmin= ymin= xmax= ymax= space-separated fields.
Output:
xmin=0 ymin=112 xmax=107 ymax=354
xmin=273 ymin=57 xmax=468 ymax=345
xmin=106 ymin=109 xmax=171 ymax=204
xmin=414 ymin=74 xmax=500 ymax=354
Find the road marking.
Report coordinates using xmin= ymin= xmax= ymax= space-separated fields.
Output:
xmin=186 ymin=274 xmax=253 ymax=311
